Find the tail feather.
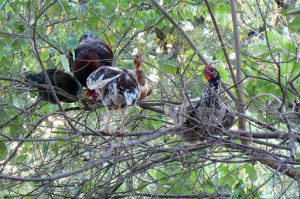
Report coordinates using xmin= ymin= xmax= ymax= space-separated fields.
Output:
xmin=25 ymin=73 xmax=44 ymax=84
xmin=124 ymin=89 xmax=140 ymax=106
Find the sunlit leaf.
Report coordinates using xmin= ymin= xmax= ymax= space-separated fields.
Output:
xmin=244 ymin=165 xmax=257 ymax=182
xmin=61 ymin=54 xmax=70 ymax=72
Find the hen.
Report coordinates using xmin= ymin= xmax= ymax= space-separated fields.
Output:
xmin=69 ymin=31 xmax=114 ymax=88
xmin=133 ymin=53 xmax=152 ymax=101
xmin=86 ymin=55 xmax=152 ymax=133
xmin=86 ymin=66 xmax=140 ymax=133
xmin=25 ymin=69 xmax=81 ymax=104
xmin=174 ymin=64 xmax=235 ymax=145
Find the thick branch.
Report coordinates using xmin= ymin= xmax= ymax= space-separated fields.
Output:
xmin=230 ymin=0 xmax=247 ymax=143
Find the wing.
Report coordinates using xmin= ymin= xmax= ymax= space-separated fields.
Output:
xmin=86 ymin=66 xmax=123 ymax=90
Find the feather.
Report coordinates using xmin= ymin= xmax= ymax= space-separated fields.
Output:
xmin=86 ymin=66 xmax=140 ymax=110
xmin=69 ymin=31 xmax=114 ymax=87
xmin=25 ymin=69 xmax=81 ymax=104
xmin=87 ymin=67 xmax=122 ymax=90
xmin=173 ymin=65 xmax=235 ymax=144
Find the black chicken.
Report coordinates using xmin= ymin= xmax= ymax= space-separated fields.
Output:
xmin=69 ymin=31 xmax=114 ymax=88
xmin=174 ymin=64 xmax=235 ymax=144
xmin=25 ymin=69 xmax=81 ymax=104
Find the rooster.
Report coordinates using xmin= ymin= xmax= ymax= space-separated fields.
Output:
xmin=25 ymin=69 xmax=81 ymax=104
xmin=174 ymin=64 xmax=235 ymax=144
xmin=86 ymin=54 xmax=152 ymax=133
xmin=68 ymin=31 xmax=114 ymax=98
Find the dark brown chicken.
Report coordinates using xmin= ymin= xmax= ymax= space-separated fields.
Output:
xmin=69 ymin=31 xmax=114 ymax=88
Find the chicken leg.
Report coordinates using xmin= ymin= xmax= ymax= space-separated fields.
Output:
xmin=102 ymin=109 xmax=113 ymax=133
xmin=118 ymin=108 xmax=126 ymax=134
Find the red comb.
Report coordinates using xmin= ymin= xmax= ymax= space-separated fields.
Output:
xmin=205 ymin=63 xmax=213 ymax=68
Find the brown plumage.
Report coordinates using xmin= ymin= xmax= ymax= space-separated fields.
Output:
xmin=134 ymin=53 xmax=152 ymax=101
xmin=174 ymin=64 xmax=235 ymax=145
xmin=69 ymin=31 xmax=114 ymax=88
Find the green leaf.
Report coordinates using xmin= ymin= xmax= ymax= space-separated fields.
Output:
xmin=40 ymin=50 xmax=49 ymax=61
xmin=162 ymin=64 xmax=177 ymax=74
xmin=9 ymin=118 xmax=22 ymax=138
xmin=216 ymin=66 xmax=229 ymax=82
xmin=288 ymin=17 xmax=300 ymax=33
xmin=0 ymin=142 xmax=8 ymax=160
xmin=244 ymin=165 xmax=257 ymax=182
xmin=181 ymin=10 xmax=188 ymax=21
xmin=14 ymin=154 xmax=26 ymax=164
xmin=61 ymin=54 xmax=70 ymax=72
xmin=66 ymin=36 xmax=79 ymax=49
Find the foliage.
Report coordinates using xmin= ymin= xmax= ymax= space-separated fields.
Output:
xmin=0 ymin=0 xmax=300 ymax=198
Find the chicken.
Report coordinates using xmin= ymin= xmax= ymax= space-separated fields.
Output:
xmin=68 ymin=30 xmax=114 ymax=99
xmin=86 ymin=53 xmax=153 ymax=133
xmin=86 ymin=66 xmax=140 ymax=133
xmin=133 ymin=53 xmax=152 ymax=101
xmin=25 ymin=69 xmax=81 ymax=104
xmin=174 ymin=64 xmax=235 ymax=145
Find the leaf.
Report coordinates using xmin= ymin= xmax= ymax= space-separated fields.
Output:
xmin=244 ymin=165 xmax=257 ymax=182
xmin=40 ymin=50 xmax=49 ymax=61
xmin=288 ymin=17 xmax=300 ymax=33
xmin=162 ymin=64 xmax=177 ymax=74
xmin=66 ymin=36 xmax=79 ymax=49
xmin=9 ymin=118 xmax=22 ymax=138
xmin=216 ymin=66 xmax=229 ymax=82
xmin=0 ymin=142 xmax=8 ymax=160
xmin=181 ymin=10 xmax=188 ymax=21
xmin=61 ymin=54 xmax=70 ymax=72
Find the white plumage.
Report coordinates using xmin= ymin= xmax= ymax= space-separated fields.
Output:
xmin=87 ymin=66 xmax=141 ymax=133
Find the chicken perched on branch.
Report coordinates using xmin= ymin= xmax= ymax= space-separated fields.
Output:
xmin=174 ymin=64 xmax=235 ymax=144
xmin=25 ymin=69 xmax=81 ymax=104
xmin=86 ymin=54 xmax=152 ymax=133
xmin=69 ymin=30 xmax=114 ymax=98
xmin=134 ymin=53 xmax=152 ymax=100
